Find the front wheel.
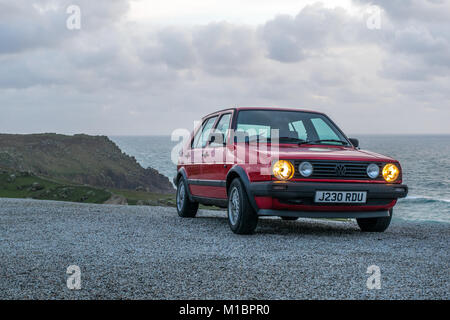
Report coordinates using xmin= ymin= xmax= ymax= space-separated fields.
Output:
xmin=227 ymin=179 xmax=258 ymax=235
xmin=356 ymin=209 xmax=392 ymax=232
xmin=176 ymin=177 xmax=199 ymax=218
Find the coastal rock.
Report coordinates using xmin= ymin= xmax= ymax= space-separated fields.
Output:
xmin=0 ymin=133 xmax=174 ymax=194
xmin=31 ymin=182 xmax=44 ymax=191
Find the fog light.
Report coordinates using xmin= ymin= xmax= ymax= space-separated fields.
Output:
xmin=367 ymin=163 xmax=380 ymax=179
xmin=273 ymin=160 xmax=294 ymax=180
xmin=299 ymin=161 xmax=313 ymax=177
xmin=382 ymin=163 xmax=400 ymax=182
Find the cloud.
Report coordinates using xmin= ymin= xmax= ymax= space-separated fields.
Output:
xmin=353 ymin=0 xmax=450 ymax=22
xmin=353 ymin=0 xmax=450 ymax=81
xmin=261 ymin=4 xmax=367 ymax=63
xmin=193 ymin=22 xmax=260 ymax=76
xmin=0 ymin=0 xmax=449 ymax=135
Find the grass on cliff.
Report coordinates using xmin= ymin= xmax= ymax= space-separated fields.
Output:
xmin=0 ymin=171 xmax=111 ymax=204
xmin=0 ymin=170 xmax=177 ymax=208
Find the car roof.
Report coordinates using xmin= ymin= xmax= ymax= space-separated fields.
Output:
xmin=202 ymin=106 xmax=325 ymax=119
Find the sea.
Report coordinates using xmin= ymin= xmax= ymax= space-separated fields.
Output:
xmin=110 ymin=135 xmax=450 ymax=224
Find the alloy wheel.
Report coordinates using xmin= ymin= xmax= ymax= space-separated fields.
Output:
xmin=177 ymin=182 xmax=185 ymax=211
xmin=228 ymin=187 xmax=240 ymax=225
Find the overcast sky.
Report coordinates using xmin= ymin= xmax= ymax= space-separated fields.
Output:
xmin=0 ymin=0 xmax=449 ymax=135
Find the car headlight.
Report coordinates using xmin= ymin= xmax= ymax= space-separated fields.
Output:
xmin=367 ymin=163 xmax=380 ymax=179
xmin=299 ymin=161 xmax=313 ymax=177
xmin=273 ymin=160 xmax=294 ymax=180
xmin=382 ymin=163 xmax=400 ymax=182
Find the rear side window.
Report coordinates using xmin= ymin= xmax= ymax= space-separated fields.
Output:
xmin=192 ymin=116 xmax=218 ymax=149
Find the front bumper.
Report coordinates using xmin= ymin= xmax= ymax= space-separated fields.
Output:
xmin=249 ymin=181 xmax=408 ymax=218
xmin=251 ymin=181 xmax=408 ymax=199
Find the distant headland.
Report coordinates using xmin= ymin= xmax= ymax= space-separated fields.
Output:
xmin=0 ymin=133 xmax=175 ymax=205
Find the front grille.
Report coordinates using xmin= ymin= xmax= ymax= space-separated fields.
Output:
xmin=292 ymin=160 xmax=385 ymax=180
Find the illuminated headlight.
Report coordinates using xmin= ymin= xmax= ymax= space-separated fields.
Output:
xmin=273 ymin=160 xmax=294 ymax=180
xmin=382 ymin=163 xmax=400 ymax=182
xmin=298 ymin=161 xmax=313 ymax=177
xmin=367 ymin=163 xmax=380 ymax=179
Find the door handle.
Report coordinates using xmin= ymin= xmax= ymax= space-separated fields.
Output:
xmin=202 ymin=151 xmax=209 ymax=157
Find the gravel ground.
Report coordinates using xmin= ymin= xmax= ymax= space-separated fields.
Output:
xmin=0 ymin=198 xmax=448 ymax=300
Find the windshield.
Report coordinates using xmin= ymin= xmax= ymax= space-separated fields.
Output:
xmin=235 ymin=110 xmax=349 ymax=145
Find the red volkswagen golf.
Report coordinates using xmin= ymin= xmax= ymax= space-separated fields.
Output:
xmin=175 ymin=107 xmax=408 ymax=234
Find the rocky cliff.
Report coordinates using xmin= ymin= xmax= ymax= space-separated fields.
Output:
xmin=0 ymin=133 xmax=174 ymax=194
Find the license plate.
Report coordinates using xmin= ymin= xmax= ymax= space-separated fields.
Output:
xmin=314 ymin=191 xmax=367 ymax=203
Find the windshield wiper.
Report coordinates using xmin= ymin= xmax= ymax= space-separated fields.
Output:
xmin=278 ymin=136 xmax=306 ymax=143
xmin=298 ymin=139 xmax=349 ymax=145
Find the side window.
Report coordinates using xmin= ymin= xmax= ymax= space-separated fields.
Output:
xmin=311 ymin=118 xmax=340 ymax=141
xmin=193 ymin=116 xmax=218 ymax=149
xmin=210 ymin=113 xmax=231 ymax=147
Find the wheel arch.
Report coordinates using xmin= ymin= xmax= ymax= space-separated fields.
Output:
xmin=175 ymin=167 xmax=194 ymax=202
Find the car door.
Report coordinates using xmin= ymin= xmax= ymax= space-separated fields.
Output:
xmin=186 ymin=115 xmax=218 ymax=197
xmin=201 ymin=112 xmax=233 ymax=199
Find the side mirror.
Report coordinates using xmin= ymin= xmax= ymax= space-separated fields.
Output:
xmin=349 ymin=138 xmax=359 ymax=148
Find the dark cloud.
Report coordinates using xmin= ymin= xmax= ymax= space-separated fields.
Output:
xmin=261 ymin=4 xmax=369 ymax=63
xmin=0 ymin=0 xmax=129 ymax=54
xmin=192 ymin=22 xmax=259 ymax=76
xmin=157 ymin=28 xmax=196 ymax=69
xmin=0 ymin=2 xmax=65 ymax=54
xmin=353 ymin=0 xmax=450 ymax=22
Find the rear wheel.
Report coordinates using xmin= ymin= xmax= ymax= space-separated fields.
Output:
xmin=281 ymin=216 xmax=298 ymax=221
xmin=227 ymin=179 xmax=258 ymax=234
xmin=357 ymin=209 xmax=392 ymax=232
xmin=176 ymin=177 xmax=199 ymax=218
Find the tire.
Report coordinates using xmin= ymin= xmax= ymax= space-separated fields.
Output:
xmin=176 ymin=177 xmax=199 ymax=218
xmin=281 ymin=216 xmax=298 ymax=221
xmin=356 ymin=209 xmax=392 ymax=232
xmin=227 ymin=178 xmax=258 ymax=234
